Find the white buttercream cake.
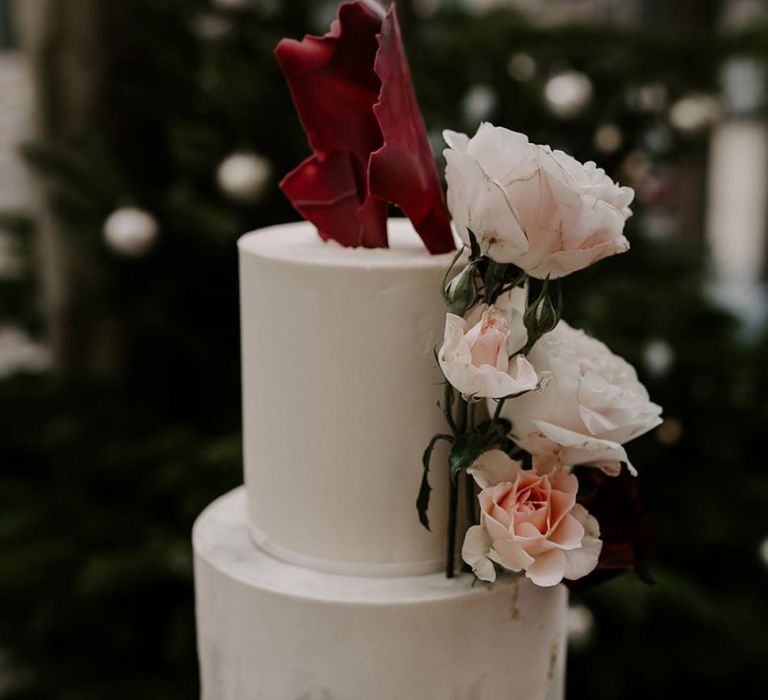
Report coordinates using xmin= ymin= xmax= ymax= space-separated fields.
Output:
xmin=192 ymin=219 xmax=568 ymax=699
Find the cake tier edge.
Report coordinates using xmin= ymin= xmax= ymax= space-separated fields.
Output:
xmin=193 ymin=488 xmax=567 ymax=700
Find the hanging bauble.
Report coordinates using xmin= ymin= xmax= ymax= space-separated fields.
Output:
xmin=103 ymin=207 xmax=159 ymax=257
xmin=669 ymin=93 xmax=722 ymax=134
xmin=643 ymin=125 xmax=673 ymax=155
xmin=593 ymin=123 xmax=623 ymax=154
xmin=212 ymin=0 xmax=254 ymax=9
xmin=656 ymin=417 xmax=683 ymax=445
xmin=217 ymin=152 xmax=272 ymax=203
xmin=191 ymin=13 xmax=233 ymax=42
xmin=620 ymin=149 xmax=652 ymax=187
xmin=626 ymin=82 xmax=668 ymax=113
xmin=462 ymin=83 xmax=497 ymax=125
xmin=759 ymin=537 xmax=768 ymax=568
xmin=413 ymin=0 xmax=440 ymax=18
xmin=507 ymin=52 xmax=536 ymax=82
xmin=567 ymin=605 xmax=594 ymax=651
xmin=544 ymin=70 xmax=592 ymax=119
xmin=721 ymin=57 xmax=766 ymax=116
xmin=643 ymin=338 xmax=674 ymax=377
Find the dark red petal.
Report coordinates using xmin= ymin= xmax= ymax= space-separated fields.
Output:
xmin=566 ymin=467 xmax=656 ymax=593
xmin=369 ymin=5 xmax=455 ymax=254
xmin=280 ymin=152 xmax=386 ymax=247
xmin=275 ymin=2 xmax=386 ymax=247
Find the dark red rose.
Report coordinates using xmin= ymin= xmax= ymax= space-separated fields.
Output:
xmin=567 ymin=467 xmax=656 ymax=592
xmin=275 ymin=1 xmax=454 ymax=254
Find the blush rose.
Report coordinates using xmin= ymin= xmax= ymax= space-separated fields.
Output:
xmin=443 ymin=123 xmax=634 ymax=279
xmin=438 ymin=297 xmax=537 ymax=399
xmin=500 ymin=321 xmax=663 ymax=475
xmin=461 ymin=450 xmax=602 ymax=587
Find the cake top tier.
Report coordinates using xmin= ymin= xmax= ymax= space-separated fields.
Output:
xmin=239 ymin=218 xmax=455 ymax=575
xmin=238 ymin=218 xmax=458 ymax=269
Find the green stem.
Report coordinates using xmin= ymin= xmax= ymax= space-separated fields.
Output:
xmin=461 ymin=470 xmax=476 ymax=573
xmin=446 ymin=474 xmax=459 ymax=578
xmin=492 ymin=397 xmax=506 ymax=423
xmin=446 ymin=396 xmax=470 ymax=578
xmin=456 ymin=396 xmax=469 ymax=434
xmin=443 ymin=382 xmax=458 ymax=435
xmin=464 ymin=468 xmax=476 ymax=527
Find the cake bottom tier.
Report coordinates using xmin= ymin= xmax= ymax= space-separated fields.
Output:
xmin=193 ymin=488 xmax=567 ymax=700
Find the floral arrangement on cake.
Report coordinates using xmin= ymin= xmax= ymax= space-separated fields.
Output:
xmin=276 ymin=0 xmax=662 ymax=589
xmin=419 ymin=125 xmax=662 ymax=587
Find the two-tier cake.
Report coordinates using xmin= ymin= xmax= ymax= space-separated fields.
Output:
xmin=192 ymin=219 xmax=568 ymax=699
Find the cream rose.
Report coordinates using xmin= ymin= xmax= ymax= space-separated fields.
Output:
xmin=501 ymin=321 xmax=663 ymax=475
xmin=462 ymin=450 xmax=601 ymax=587
xmin=443 ymin=123 xmax=634 ymax=279
xmin=438 ymin=298 xmax=537 ymax=399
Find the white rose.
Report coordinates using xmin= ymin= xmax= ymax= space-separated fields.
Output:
xmin=438 ymin=297 xmax=537 ymax=399
xmin=443 ymin=123 xmax=634 ymax=279
xmin=501 ymin=321 xmax=662 ymax=475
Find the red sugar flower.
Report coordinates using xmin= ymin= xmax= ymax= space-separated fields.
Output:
xmin=275 ymin=0 xmax=454 ymax=254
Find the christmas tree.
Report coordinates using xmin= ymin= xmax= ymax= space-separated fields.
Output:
xmin=1 ymin=1 xmax=767 ymax=697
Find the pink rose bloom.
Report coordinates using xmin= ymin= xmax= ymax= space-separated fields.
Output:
xmin=443 ymin=123 xmax=633 ymax=279
xmin=438 ymin=301 xmax=537 ymax=399
xmin=461 ymin=450 xmax=602 ymax=587
xmin=500 ymin=321 xmax=663 ymax=476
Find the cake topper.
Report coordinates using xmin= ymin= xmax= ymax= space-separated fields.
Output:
xmin=275 ymin=0 xmax=454 ymax=253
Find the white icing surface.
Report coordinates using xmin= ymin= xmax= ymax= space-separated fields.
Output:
xmin=194 ymin=488 xmax=567 ymax=700
xmin=238 ymin=219 xmax=460 ymax=268
xmin=238 ymin=219 xmax=460 ymax=574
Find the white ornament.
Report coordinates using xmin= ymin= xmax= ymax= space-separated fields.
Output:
xmin=593 ymin=123 xmax=623 ymax=153
xmin=217 ymin=152 xmax=271 ymax=203
xmin=103 ymin=207 xmax=159 ymax=257
xmin=627 ymin=82 xmax=668 ymax=113
xmin=656 ymin=417 xmax=683 ymax=445
xmin=212 ymin=0 xmax=253 ymax=9
xmin=544 ymin=70 xmax=593 ymax=119
xmin=643 ymin=125 xmax=673 ymax=154
xmin=507 ymin=52 xmax=536 ymax=82
xmin=621 ymin=149 xmax=652 ymax=186
xmin=461 ymin=84 xmax=497 ymax=125
xmin=191 ymin=13 xmax=232 ymax=41
xmin=567 ymin=605 xmax=594 ymax=650
xmin=669 ymin=94 xmax=722 ymax=134
xmin=0 ymin=326 xmax=52 ymax=378
xmin=643 ymin=338 xmax=674 ymax=377
xmin=759 ymin=537 xmax=768 ymax=568
xmin=721 ymin=57 xmax=766 ymax=116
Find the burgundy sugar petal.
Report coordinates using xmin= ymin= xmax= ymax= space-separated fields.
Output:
xmin=275 ymin=1 xmax=454 ymax=253
xmin=280 ymin=152 xmax=386 ymax=247
xmin=275 ymin=1 xmax=386 ymax=247
xmin=369 ymin=5 xmax=454 ymax=254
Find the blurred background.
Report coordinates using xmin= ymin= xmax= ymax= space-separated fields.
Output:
xmin=0 ymin=0 xmax=766 ymax=697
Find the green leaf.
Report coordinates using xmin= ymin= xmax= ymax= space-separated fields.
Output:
xmin=523 ymin=278 xmax=563 ymax=352
xmin=417 ymin=434 xmax=454 ymax=531
xmin=444 ymin=263 xmax=478 ymax=316
xmin=448 ymin=434 xmax=486 ymax=482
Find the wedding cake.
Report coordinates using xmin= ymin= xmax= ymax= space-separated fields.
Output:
xmin=193 ymin=2 xmax=662 ymax=698
xmin=193 ymin=219 xmax=567 ymax=700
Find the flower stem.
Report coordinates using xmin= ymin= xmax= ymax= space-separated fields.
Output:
xmin=461 ymin=470 xmax=476 ymax=573
xmin=442 ymin=382 xmax=458 ymax=434
xmin=464 ymin=468 xmax=476 ymax=526
xmin=456 ymin=395 xmax=468 ymax=434
xmin=492 ymin=397 xmax=506 ymax=423
xmin=446 ymin=474 xmax=459 ymax=578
